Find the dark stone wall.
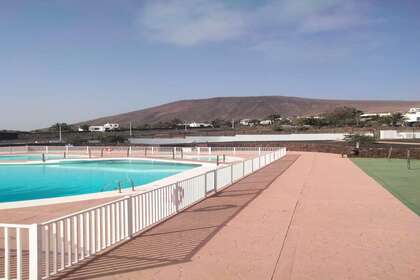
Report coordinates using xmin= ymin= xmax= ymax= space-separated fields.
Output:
xmin=0 ymin=132 xmax=18 ymax=141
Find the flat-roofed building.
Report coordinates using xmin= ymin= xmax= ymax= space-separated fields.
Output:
xmin=404 ymin=108 xmax=420 ymax=125
xmin=89 ymin=126 xmax=106 ymax=132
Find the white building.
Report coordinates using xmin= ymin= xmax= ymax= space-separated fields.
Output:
xmin=360 ymin=112 xmax=392 ymax=120
xmin=404 ymin=108 xmax=420 ymax=125
xmin=88 ymin=126 xmax=106 ymax=132
xmin=240 ymin=119 xmax=251 ymax=126
xmin=88 ymin=123 xmax=120 ymax=132
xmin=380 ymin=130 xmax=420 ymax=140
xmin=103 ymin=123 xmax=120 ymax=131
xmin=188 ymin=122 xmax=212 ymax=128
xmin=259 ymin=120 xmax=273 ymax=125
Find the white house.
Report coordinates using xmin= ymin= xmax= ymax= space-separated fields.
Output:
xmin=240 ymin=119 xmax=251 ymax=126
xmin=188 ymin=122 xmax=212 ymax=128
xmin=103 ymin=123 xmax=120 ymax=131
xmin=360 ymin=112 xmax=392 ymax=121
xmin=259 ymin=120 xmax=273 ymax=125
xmin=89 ymin=126 xmax=106 ymax=132
xmin=404 ymin=108 xmax=420 ymax=125
xmin=88 ymin=123 xmax=120 ymax=132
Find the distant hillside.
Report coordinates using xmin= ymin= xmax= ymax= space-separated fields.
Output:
xmin=75 ymin=96 xmax=420 ymax=127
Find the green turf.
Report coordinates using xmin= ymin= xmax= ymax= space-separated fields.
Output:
xmin=351 ymin=158 xmax=420 ymax=216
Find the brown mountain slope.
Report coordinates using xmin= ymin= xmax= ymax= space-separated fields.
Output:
xmin=76 ymin=96 xmax=420 ymax=126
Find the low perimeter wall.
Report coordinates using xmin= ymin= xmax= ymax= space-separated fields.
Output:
xmin=128 ymin=133 xmax=358 ymax=145
xmin=203 ymin=142 xmax=420 ymax=160
xmin=380 ymin=130 xmax=420 ymax=140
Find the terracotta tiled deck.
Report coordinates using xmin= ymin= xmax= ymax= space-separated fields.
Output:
xmin=4 ymin=152 xmax=420 ymax=280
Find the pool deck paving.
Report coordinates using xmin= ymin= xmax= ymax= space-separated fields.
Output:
xmin=51 ymin=152 xmax=420 ymax=280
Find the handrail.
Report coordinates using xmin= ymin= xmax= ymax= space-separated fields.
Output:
xmin=0 ymin=223 xmax=32 ymax=228
xmin=41 ymin=196 xmax=128 ymax=226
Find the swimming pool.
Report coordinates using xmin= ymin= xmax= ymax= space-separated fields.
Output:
xmin=0 ymin=160 xmax=200 ymax=203
xmin=0 ymin=153 xmax=65 ymax=161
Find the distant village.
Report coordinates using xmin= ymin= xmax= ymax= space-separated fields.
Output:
xmin=80 ymin=107 xmax=420 ymax=133
xmin=1 ymin=106 xmax=419 ymax=146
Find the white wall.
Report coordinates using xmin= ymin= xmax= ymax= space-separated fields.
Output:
xmin=380 ymin=130 xmax=420 ymax=140
xmin=129 ymin=133 xmax=363 ymax=145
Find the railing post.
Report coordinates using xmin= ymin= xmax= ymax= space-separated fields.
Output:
xmin=175 ymin=182 xmax=180 ymax=212
xmin=126 ymin=196 xmax=133 ymax=239
xmin=4 ymin=227 xmax=10 ymax=279
xmin=204 ymin=172 xmax=208 ymax=196
xmin=242 ymin=160 xmax=245 ymax=176
xmin=29 ymin=224 xmax=42 ymax=280
xmin=230 ymin=164 xmax=233 ymax=183
xmin=214 ymin=170 xmax=218 ymax=193
xmin=258 ymin=147 xmax=261 ymax=155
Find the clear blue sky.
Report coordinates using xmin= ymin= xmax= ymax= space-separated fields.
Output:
xmin=1 ymin=0 xmax=420 ymax=130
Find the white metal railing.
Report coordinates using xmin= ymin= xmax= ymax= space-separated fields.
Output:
xmin=0 ymin=145 xmax=275 ymax=158
xmin=0 ymin=223 xmax=36 ymax=280
xmin=0 ymin=147 xmax=286 ymax=280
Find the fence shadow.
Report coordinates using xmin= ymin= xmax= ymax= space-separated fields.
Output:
xmin=51 ymin=155 xmax=298 ymax=280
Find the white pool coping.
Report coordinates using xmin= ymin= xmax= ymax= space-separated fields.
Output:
xmin=0 ymin=157 xmax=225 ymax=210
xmin=0 ymin=154 xmax=89 ymax=165
xmin=0 ymin=154 xmax=242 ymax=164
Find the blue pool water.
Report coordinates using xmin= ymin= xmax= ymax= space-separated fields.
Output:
xmin=0 ymin=160 xmax=199 ymax=203
xmin=0 ymin=154 xmax=64 ymax=161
